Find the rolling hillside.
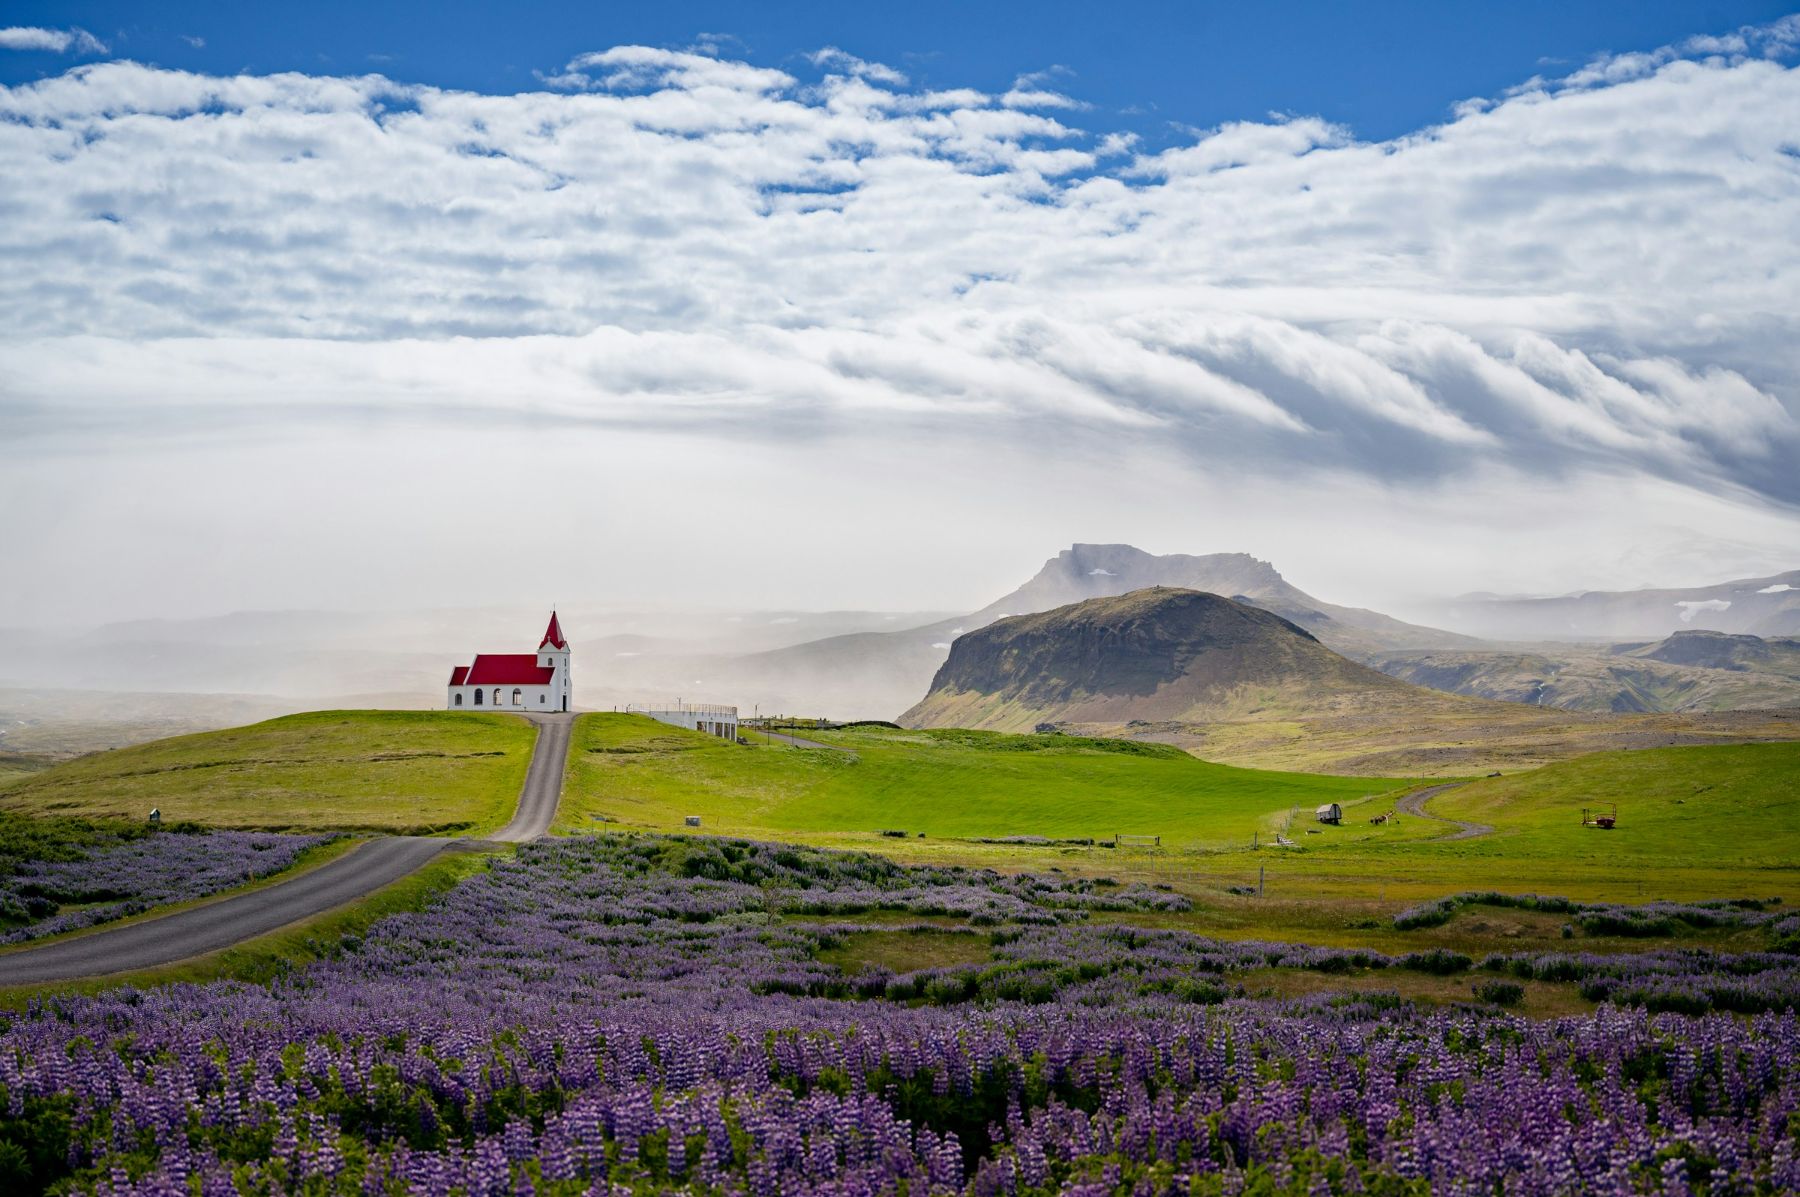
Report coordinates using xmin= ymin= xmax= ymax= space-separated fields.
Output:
xmin=0 ymin=711 xmax=535 ymax=834
xmin=560 ymin=713 xmax=1412 ymax=848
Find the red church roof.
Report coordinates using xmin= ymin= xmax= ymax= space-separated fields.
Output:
xmin=462 ymin=654 xmax=556 ymax=685
xmin=539 ymin=610 xmax=567 ymax=650
xmin=448 ymin=665 xmax=469 ymax=686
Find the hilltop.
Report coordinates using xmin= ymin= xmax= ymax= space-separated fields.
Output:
xmin=901 ymin=587 xmax=1450 ymax=731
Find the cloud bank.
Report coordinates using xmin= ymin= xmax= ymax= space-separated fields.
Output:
xmin=0 ymin=26 xmax=106 ymax=54
xmin=0 ymin=30 xmax=1797 ymax=622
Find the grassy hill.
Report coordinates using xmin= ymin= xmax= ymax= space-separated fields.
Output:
xmin=560 ymin=713 xmax=1416 ymax=849
xmin=902 ymin=587 xmax=1455 ymax=732
xmin=0 ymin=711 xmax=536 ymax=834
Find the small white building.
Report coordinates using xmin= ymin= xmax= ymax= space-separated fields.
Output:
xmin=447 ymin=612 xmax=572 ymax=713
xmin=627 ymin=702 xmax=738 ymax=740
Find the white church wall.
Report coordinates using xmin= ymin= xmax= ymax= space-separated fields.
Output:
xmin=448 ymin=684 xmax=557 ymax=711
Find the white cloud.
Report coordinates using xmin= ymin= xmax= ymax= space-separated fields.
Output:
xmin=0 ymin=27 xmax=1797 ymax=623
xmin=1758 ymin=583 xmax=1795 ymax=594
xmin=0 ymin=26 xmax=106 ymax=54
xmin=0 ymin=49 xmax=1792 ymax=499
xmin=808 ymin=46 xmax=906 ymax=85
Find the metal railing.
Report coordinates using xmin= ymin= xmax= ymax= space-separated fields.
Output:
xmin=624 ymin=702 xmax=739 ymax=717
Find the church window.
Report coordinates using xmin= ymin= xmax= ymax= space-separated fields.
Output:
xmin=454 ymin=694 xmax=463 ymax=707
xmin=473 ymin=689 xmax=483 ymax=705
xmin=512 ymin=688 xmax=522 ymax=706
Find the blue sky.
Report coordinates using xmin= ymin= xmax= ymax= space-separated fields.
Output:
xmin=3 ymin=1 xmax=1795 ymax=141
xmin=1 ymin=4 xmax=1798 ymax=624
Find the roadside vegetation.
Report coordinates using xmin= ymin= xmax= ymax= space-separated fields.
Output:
xmin=0 ymin=710 xmax=536 ymax=834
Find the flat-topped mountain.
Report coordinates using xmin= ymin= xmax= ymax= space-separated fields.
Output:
xmin=900 ymin=587 xmax=1438 ymax=731
xmin=970 ymin=544 xmax=1473 ymax=658
xmin=1620 ymin=630 xmax=1800 ymax=676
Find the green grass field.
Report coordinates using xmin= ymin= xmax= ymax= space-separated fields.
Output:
xmin=0 ymin=711 xmax=537 ymax=835
xmin=1431 ymin=742 xmax=1800 ymax=864
xmin=562 ymin=716 xmax=1800 ymax=910
xmin=561 ymin=715 xmax=1419 ymax=847
xmin=1128 ymin=740 xmax=1800 ymax=906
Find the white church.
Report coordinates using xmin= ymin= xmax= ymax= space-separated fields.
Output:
xmin=446 ymin=612 xmax=572 ymax=712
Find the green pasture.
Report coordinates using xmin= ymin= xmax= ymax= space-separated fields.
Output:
xmin=1243 ymin=741 xmax=1800 ymax=903
xmin=1430 ymin=742 xmax=1800 ymax=864
xmin=561 ymin=715 xmax=1418 ymax=847
xmin=563 ymin=716 xmax=1800 ymax=909
xmin=0 ymin=711 xmax=537 ymax=835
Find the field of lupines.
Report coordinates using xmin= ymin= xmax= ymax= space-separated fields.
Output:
xmin=0 ymin=826 xmax=334 ymax=943
xmin=0 ymin=835 xmax=1796 ymax=1195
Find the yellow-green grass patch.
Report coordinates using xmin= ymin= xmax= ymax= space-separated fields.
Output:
xmin=0 ymin=711 xmax=537 ymax=835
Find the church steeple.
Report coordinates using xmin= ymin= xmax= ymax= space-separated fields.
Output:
xmin=539 ymin=610 xmax=568 ymax=651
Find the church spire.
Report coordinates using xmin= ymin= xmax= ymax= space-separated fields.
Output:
xmin=539 ymin=610 xmax=568 ymax=650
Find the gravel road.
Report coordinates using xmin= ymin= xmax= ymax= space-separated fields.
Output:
xmin=1394 ymin=780 xmax=1492 ymax=841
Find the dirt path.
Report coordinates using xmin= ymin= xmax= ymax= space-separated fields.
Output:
xmin=0 ymin=711 xmax=570 ymax=985
xmin=1394 ymin=781 xmax=1491 ymax=841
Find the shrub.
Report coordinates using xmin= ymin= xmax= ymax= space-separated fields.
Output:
xmin=1398 ymin=949 xmax=1473 ymax=975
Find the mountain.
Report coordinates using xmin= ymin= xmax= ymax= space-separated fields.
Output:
xmin=968 ymin=545 xmax=1475 ymax=658
xmin=1369 ymin=631 xmax=1800 ymax=714
xmin=900 ymin=587 xmax=1441 ymax=732
xmin=1434 ymin=570 xmax=1800 ymax=640
xmin=740 ymin=545 xmax=1474 ymax=719
xmin=1622 ymin=630 xmax=1800 ymax=676
xmin=898 ymin=588 xmax=1800 ymax=776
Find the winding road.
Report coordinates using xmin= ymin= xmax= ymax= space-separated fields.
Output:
xmin=1394 ymin=780 xmax=1492 ymax=841
xmin=0 ymin=712 xmax=571 ymax=986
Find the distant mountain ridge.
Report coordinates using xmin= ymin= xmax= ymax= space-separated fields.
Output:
xmin=1436 ymin=570 xmax=1800 ymax=640
xmin=900 ymin=587 xmax=1453 ymax=732
xmin=1370 ymin=630 xmax=1800 ymax=714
